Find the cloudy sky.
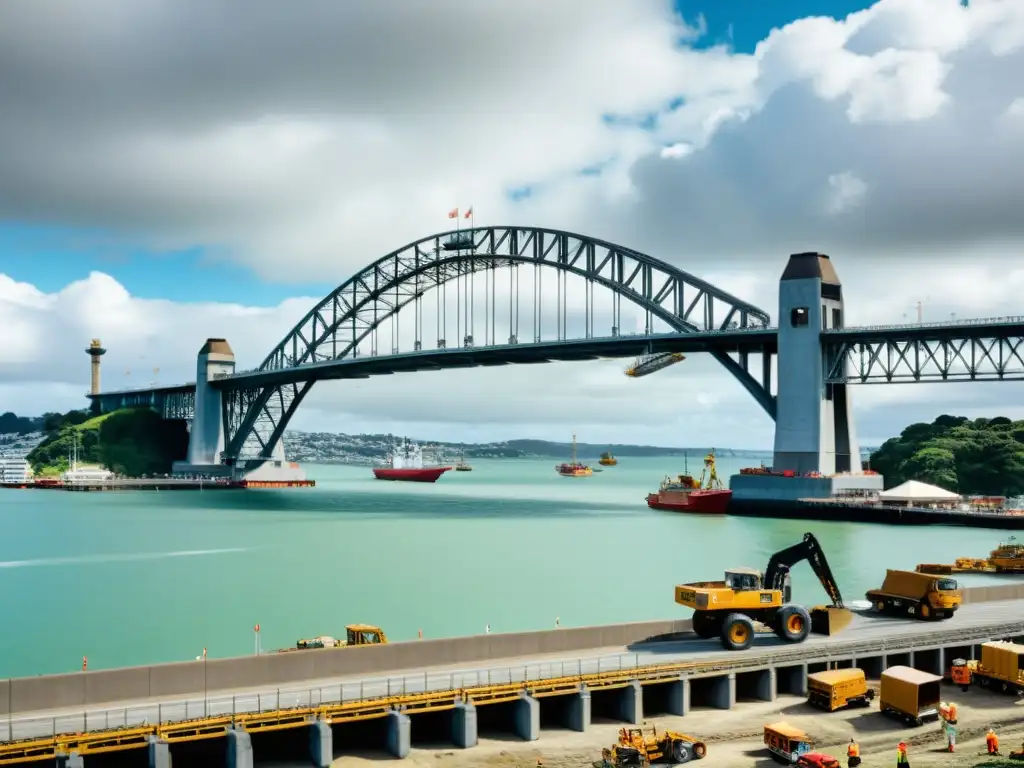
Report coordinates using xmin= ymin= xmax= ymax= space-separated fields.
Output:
xmin=1 ymin=0 xmax=1022 ymax=450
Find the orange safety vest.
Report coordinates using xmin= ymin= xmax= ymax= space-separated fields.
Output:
xmin=847 ymin=743 xmax=859 ymax=757
xmin=988 ymin=733 xmax=999 ymax=749
xmin=896 ymin=745 xmax=908 ymax=764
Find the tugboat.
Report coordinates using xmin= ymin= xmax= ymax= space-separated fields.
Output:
xmin=373 ymin=439 xmax=452 ymax=482
xmin=646 ymin=450 xmax=731 ymax=513
xmin=455 ymin=446 xmax=473 ymax=472
xmin=556 ymin=432 xmax=593 ymax=477
xmin=599 ymin=451 xmax=618 ymax=467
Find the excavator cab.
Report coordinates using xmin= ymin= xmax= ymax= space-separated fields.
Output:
xmin=345 ymin=624 xmax=388 ymax=646
xmin=724 ymin=568 xmax=762 ymax=591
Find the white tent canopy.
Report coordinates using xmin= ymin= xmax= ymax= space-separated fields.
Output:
xmin=880 ymin=479 xmax=961 ymax=503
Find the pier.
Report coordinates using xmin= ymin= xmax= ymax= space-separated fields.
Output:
xmin=1 ymin=478 xmax=314 ymax=492
xmin=1 ymin=584 xmax=1022 ymax=766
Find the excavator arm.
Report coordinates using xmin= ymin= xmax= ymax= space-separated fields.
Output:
xmin=763 ymin=532 xmax=845 ymax=607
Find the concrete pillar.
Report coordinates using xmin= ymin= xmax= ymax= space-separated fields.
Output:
xmin=666 ymin=677 xmax=690 ymax=716
xmin=617 ymin=681 xmax=643 ymax=724
xmin=59 ymin=754 xmax=84 ymax=768
xmin=710 ymin=674 xmax=736 ymax=710
xmin=226 ymin=727 xmax=253 ymax=768
xmin=452 ymin=701 xmax=478 ymax=748
xmin=567 ymin=685 xmax=591 ymax=732
xmin=755 ymin=669 xmax=776 ymax=702
xmin=514 ymin=693 xmax=539 ymax=741
xmin=309 ymin=719 xmax=332 ymax=768
xmin=147 ymin=736 xmax=171 ymax=768
xmin=386 ymin=711 xmax=411 ymax=759
xmin=772 ymin=252 xmax=858 ymax=475
xmin=936 ymin=648 xmax=946 ymax=675
xmin=185 ymin=338 xmax=236 ymax=466
xmin=778 ymin=664 xmax=808 ymax=696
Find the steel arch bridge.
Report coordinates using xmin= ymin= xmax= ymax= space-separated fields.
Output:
xmin=220 ymin=226 xmax=773 ymax=463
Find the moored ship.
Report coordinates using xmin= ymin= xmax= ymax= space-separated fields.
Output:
xmin=598 ymin=451 xmax=618 ymax=466
xmin=373 ymin=439 xmax=452 ymax=482
xmin=646 ymin=450 xmax=732 ymax=513
xmin=454 ymin=446 xmax=473 ymax=472
xmin=556 ymin=432 xmax=592 ymax=477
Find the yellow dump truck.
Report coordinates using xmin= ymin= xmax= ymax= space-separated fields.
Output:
xmin=948 ymin=641 xmax=1024 ymax=695
xmin=865 ymin=570 xmax=961 ymax=620
xmin=807 ymin=668 xmax=876 ymax=711
xmin=879 ymin=665 xmax=942 ymax=726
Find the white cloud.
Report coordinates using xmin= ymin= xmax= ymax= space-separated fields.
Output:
xmin=1 ymin=0 xmax=1023 ymax=448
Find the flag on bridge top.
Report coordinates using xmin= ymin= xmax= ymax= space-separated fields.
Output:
xmin=464 ymin=206 xmax=473 ymax=219
xmin=254 ymin=623 xmax=260 ymax=632
xmin=447 ymin=207 xmax=459 ymax=219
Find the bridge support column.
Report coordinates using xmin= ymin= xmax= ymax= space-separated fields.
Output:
xmin=666 ymin=676 xmax=690 ymax=716
xmin=309 ymin=719 xmax=332 ymax=767
xmin=58 ymin=753 xmax=84 ymax=768
xmin=386 ymin=711 xmax=411 ymax=758
xmin=452 ymin=701 xmax=477 ymax=748
xmin=617 ymin=680 xmax=643 ymax=724
xmin=567 ymin=685 xmax=591 ymax=732
xmin=181 ymin=338 xmax=236 ymax=469
xmin=773 ymin=253 xmax=860 ymax=476
xmin=226 ymin=726 xmax=253 ymax=768
xmin=709 ymin=674 xmax=736 ymax=709
xmin=777 ymin=664 xmax=808 ymax=696
xmin=514 ymin=693 xmax=539 ymax=741
xmin=148 ymin=736 xmax=171 ymax=768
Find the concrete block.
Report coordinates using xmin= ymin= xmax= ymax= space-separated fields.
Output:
xmin=617 ymin=680 xmax=643 ymax=724
xmin=226 ymin=727 xmax=253 ymax=768
xmin=709 ymin=674 xmax=735 ymax=710
xmin=147 ymin=736 xmax=171 ymax=768
xmin=756 ymin=669 xmax=775 ymax=702
xmin=386 ymin=711 xmax=411 ymax=759
xmin=567 ymin=685 xmax=591 ymax=732
xmin=666 ymin=677 xmax=689 ymax=716
xmin=309 ymin=719 xmax=332 ymax=767
xmin=452 ymin=701 xmax=478 ymax=748
xmin=514 ymin=693 xmax=539 ymax=741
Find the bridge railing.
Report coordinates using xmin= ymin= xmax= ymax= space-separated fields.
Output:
xmin=835 ymin=316 xmax=1024 ymax=333
xmin=6 ymin=613 xmax=1024 ymax=742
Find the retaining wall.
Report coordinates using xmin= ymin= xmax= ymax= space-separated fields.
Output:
xmin=2 ymin=582 xmax=1021 ymax=717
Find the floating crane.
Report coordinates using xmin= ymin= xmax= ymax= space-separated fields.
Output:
xmin=624 ymin=352 xmax=685 ymax=378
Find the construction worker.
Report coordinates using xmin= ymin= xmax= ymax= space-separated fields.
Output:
xmin=942 ymin=717 xmax=956 ymax=752
xmin=847 ymin=738 xmax=861 ymax=767
xmin=896 ymin=740 xmax=909 ymax=766
xmin=987 ymin=728 xmax=1000 ymax=755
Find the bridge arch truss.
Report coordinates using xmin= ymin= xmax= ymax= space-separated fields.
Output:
xmin=223 ymin=226 xmax=774 ymax=462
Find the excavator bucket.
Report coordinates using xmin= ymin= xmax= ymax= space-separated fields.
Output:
xmin=809 ymin=605 xmax=854 ymax=635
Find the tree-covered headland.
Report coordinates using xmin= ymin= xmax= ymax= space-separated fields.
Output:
xmin=869 ymin=415 xmax=1024 ymax=497
xmin=26 ymin=408 xmax=188 ymax=477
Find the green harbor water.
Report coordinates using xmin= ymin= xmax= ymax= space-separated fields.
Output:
xmin=0 ymin=455 xmax=1017 ymax=679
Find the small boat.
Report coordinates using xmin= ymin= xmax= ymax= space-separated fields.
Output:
xmin=454 ymin=446 xmax=473 ymax=472
xmin=373 ymin=439 xmax=452 ymax=483
xmin=599 ymin=451 xmax=618 ymax=467
xmin=556 ymin=432 xmax=592 ymax=477
xmin=646 ymin=450 xmax=732 ymax=513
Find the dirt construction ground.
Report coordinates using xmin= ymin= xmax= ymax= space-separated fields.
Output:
xmin=331 ymin=681 xmax=1024 ymax=768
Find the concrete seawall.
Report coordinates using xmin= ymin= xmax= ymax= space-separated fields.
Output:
xmin=1 ymin=582 xmax=1020 ymax=717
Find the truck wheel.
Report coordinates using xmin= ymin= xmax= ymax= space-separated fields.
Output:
xmin=775 ymin=604 xmax=811 ymax=643
xmin=691 ymin=611 xmax=718 ymax=639
xmin=720 ymin=613 xmax=755 ymax=651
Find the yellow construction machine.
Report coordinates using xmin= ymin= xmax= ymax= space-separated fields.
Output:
xmin=596 ymin=726 xmax=707 ymax=766
xmin=283 ymin=624 xmax=388 ymax=652
xmin=674 ymin=532 xmax=853 ymax=651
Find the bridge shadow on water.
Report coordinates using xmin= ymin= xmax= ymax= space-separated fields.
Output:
xmin=184 ymin=488 xmax=636 ymax=520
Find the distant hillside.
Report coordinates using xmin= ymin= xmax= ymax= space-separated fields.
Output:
xmin=284 ymin=430 xmax=770 ymax=466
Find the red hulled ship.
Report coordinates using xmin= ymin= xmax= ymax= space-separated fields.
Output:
xmin=373 ymin=439 xmax=452 ymax=483
xmin=646 ymin=450 xmax=732 ymax=514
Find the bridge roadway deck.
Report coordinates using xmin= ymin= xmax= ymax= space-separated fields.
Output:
xmin=5 ymin=598 xmax=1023 ymax=741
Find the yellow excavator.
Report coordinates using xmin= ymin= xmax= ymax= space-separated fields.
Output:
xmin=280 ymin=624 xmax=388 ymax=652
xmin=596 ymin=726 xmax=707 ymax=766
xmin=674 ymin=533 xmax=852 ymax=651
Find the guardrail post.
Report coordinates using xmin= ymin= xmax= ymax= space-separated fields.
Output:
xmin=387 ymin=678 xmax=391 ymax=697
xmin=232 ymin=695 xmax=236 ymax=715
xmin=423 ymin=671 xmax=427 ymax=692
xmin=276 ymin=689 xmax=280 ymax=710
xmin=339 ymin=684 xmax=344 ymax=703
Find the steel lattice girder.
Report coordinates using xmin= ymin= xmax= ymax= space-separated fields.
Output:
xmin=824 ymin=335 xmax=1024 ymax=383
xmin=223 ymin=227 xmax=775 ymax=460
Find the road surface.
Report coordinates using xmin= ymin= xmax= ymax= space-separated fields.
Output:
xmin=4 ymin=599 xmax=1024 ymax=741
